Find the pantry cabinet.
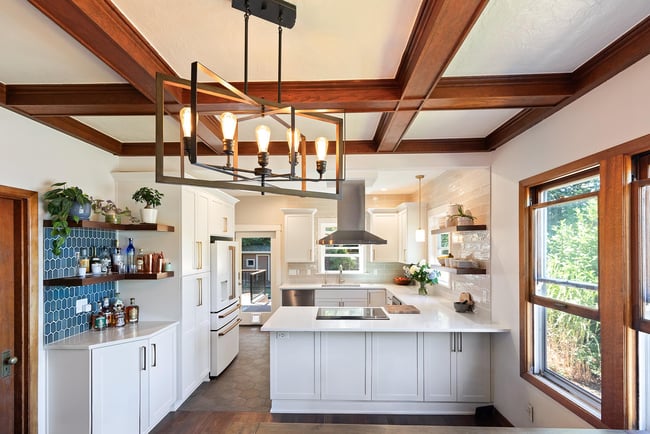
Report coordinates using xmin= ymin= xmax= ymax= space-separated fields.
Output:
xmin=282 ymin=208 xmax=316 ymax=262
xmin=181 ymin=273 xmax=211 ymax=400
xmin=47 ymin=322 xmax=177 ymax=434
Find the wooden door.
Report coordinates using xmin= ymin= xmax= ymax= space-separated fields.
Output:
xmin=0 ymin=186 xmax=38 ymax=433
xmin=0 ymin=197 xmax=17 ymax=430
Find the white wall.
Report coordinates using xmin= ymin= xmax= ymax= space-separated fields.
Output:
xmin=0 ymin=107 xmax=118 ymax=434
xmin=490 ymin=54 xmax=650 ymax=427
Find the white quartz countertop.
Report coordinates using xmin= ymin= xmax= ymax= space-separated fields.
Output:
xmin=280 ymin=283 xmax=389 ymax=290
xmin=263 ymin=284 xmax=508 ymax=333
xmin=46 ymin=321 xmax=178 ymax=350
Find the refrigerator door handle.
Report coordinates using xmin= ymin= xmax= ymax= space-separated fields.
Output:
xmin=218 ymin=303 xmax=241 ymax=318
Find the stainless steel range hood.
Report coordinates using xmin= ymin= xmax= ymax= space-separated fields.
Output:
xmin=318 ymin=180 xmax=387 ymax=245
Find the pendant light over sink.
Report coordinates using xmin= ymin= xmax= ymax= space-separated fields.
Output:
xmin=415 ymin=175 xmax=426 ymax=243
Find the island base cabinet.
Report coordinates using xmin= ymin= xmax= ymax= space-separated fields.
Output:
xmin=270 ymin=332 xmax=320 ymax=399
xmin=321 ymin=332 xmax=370 ymax=400
xmin=423 ymin=332 xmax=491 ymax=403
xmin=371 ymin=333 xmax=423 ymax=401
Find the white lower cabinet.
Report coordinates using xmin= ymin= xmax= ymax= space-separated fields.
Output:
xmin=423 ymin=332 xmax=491 ymax=402
xmin=47 ymin=323 xmax=177 ymax=434
xmin=371 ymin=332 xmax=423 ymax=401
xmin=321 ymin=332 xmax=370 ymax=400
xmin=270 ymin=331 xmax=320 ymax=399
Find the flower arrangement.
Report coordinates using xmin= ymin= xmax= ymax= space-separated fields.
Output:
xmin=91 ymin=199 xmax=131 ymax=224
xmin=403 ymin=259 xmax=440 ymax=295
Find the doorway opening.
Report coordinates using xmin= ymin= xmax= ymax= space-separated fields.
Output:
xmin=237 ymin=232 xmax=277 ymax=325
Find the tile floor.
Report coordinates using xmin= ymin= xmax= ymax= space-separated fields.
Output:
xmin=179 ymin=325 xmax=271 ymax=412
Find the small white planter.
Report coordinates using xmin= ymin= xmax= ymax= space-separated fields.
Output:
xmin=141 ymin=208 xmax=158 ymax=224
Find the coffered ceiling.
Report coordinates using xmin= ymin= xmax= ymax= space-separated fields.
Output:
xmin=1 ymin=0 xmax=649 ymax=194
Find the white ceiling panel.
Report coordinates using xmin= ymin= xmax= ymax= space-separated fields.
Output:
xmin=73 ymin=116 xmax=180 ymax=143
xmin=0 ymin=0 xmax=125 ymax=84
xmin=111 ymin=0 xmax=422 ymax=82
xmin=403 ymin=109 xmax=522 ymax=139
xmin=445 ymin=0 xmax=650 ymax=76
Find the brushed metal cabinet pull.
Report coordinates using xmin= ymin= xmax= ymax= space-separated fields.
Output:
xmin=151 ymin=343 xmax=157 ymax=367
xmin=450 ymin=333 xmax=456 ymax=352
xmin=141 ymin=346 xmax=147 ymax=371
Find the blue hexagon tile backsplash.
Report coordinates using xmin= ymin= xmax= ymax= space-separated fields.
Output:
xmin=43 ymin=227 xmax=116 ymax=344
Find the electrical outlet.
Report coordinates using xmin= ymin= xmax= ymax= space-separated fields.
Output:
xmin=75 ymin=298 xmax=88 ymax=314
xmin=527 ymin=403 xmax=534 ymax=423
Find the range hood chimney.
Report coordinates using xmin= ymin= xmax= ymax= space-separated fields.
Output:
xmin=318 ymin=180 xmax=387 ymax=245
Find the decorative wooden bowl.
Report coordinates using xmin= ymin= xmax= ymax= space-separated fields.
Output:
xmin=393 ymin=276 xmax=412 ymax=285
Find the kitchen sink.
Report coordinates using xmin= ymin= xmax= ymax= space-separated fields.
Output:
xmin=321 ymin=284 xmax=361 ymax=287
xmin=316 ymin=307 xmax=389 ymax=320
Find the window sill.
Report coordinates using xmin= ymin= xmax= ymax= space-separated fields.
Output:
xmin=521 ymin=371 xmax=603 ymax=428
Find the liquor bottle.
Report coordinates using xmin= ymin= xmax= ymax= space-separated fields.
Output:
xmin=113 ymin=291 xmax=126 ymax=327
xmin=125 ymin=297 xmax=139 ymax=324
xmin=126 ymin=238 xmax=136 ymax=273
xmin=102 ymin=297 xmax=115 ymax=327
xmin=93 ymin=302 xmax=106 ymax=331
xmin=100 ymin=246 xmax=111 ymax=273
xmin=136 ymin=248 xmax=145 ymax=272
xmin=79 ymin=247 xmax=90 ymax=273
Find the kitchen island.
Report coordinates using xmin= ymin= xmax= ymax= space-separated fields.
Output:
xmin=262 ymin=286 xmax=508 ymax=414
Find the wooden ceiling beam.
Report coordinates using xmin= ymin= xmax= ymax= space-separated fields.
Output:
xmin=485 ymin=16 xmax=650 ymax=151
xmin=0 ymin=83 xmax=6 ymax=105
xmin=33 ymin=116 xmax=122 ymax=155
xmin=27 ymin=0 xmax=174 ymax=102
xmin=375 ymin=0 xmax=489 ymax=152
xmin=4 ymin=84 xmax=153 ymax=116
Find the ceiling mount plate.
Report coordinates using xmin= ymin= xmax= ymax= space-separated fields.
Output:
xmin=231 ymin=0 xmax=296 ymax=29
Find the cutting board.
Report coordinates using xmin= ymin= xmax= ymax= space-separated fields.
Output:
xmin=384 ymin=304 xmax=420 ymax=314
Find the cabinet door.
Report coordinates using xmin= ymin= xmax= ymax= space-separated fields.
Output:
xmin=208 ymin=197 xmax=235 ymax=238
xmin=321 ymin=332 xmax=370 ymax=400
xmin=456 ymin=333 xmax=491 ymax=402
xmin=284 ymin=211 xmax=315 ymax=262
xmin=423 ymin=333 xmax=456 ymax=401
xmin=195 ymin=192 xmax=209 ymax=272
xmin=367 ymin=289 xmax=386 ymax=307
xmin=181 ymin=189 xmax=196 ymax=275
xmin=337 ymin=289 xmax=367 ymax=307
xmin=369 ymin=211 xmax=399 ymax=262
xmin=270 ymin=331 xmax=320 ymax=399
xmin=371 ymin=333 xmax=423 ymax=401
xmin=398 ymin=208 xmax=408 ymax=263
xmin=92 ymin=340 xmax=144 ymax=434
xmin=148 ymin=326 xmax=177 ymax=431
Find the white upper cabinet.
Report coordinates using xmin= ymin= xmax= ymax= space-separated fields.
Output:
xmin=367 ymin=208 xmax=399 ymax=262
xmin=398 ymin=202 xmax=426 ymax=264
xmin=282 ymin=208 xmax=317 ymax=263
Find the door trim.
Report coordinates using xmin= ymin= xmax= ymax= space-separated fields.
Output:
xmin=0 ymin=185 xmax=39 ymax=433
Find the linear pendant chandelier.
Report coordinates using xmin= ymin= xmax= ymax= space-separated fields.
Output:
xmin=155 ymin=0 xmax=345 ymax=199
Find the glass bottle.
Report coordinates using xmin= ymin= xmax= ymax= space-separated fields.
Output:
xmin=79 ymin=247 xmax=90 ymax=273
xmin=125 ymin=297 xmax=139 ymax=324
xmin=102 ymin=296 xmax=115 ymax=327
xmin=93 ymin=302 xmax=106 ymax=331
xmin=100 ymin=246 xmax=111 ymax=273
xmin=136 ymin=248 xmax=145 ymax=272
xmin=113 ymin=291 xmax=126 ymax=327
xmin=126 ymin=238 xmax=136 ymax=273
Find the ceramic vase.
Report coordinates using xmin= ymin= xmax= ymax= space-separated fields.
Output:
xmin=141 ymin=208 xmax=158 ymax=224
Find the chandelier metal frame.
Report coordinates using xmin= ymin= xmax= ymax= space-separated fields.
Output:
xmin=155 ymin=0 xmax=345 ymax=199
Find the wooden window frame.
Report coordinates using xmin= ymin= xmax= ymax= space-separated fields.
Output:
xmin=519 ymin=134 xmax=650 ymax=429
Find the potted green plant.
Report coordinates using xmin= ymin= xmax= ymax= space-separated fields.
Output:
xmin=43 ymin=182 xmax=91 ymax=256
xmin=132 ymin=187 xmax=164 ymax=224
xmin=448 ymin=204 xmax=476 ymax=226
xmin=91 ymin=199 xmax=131 ymax=224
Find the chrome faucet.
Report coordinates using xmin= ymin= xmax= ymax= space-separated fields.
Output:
xmin=338 ymin=264 xmax=344 ymax=284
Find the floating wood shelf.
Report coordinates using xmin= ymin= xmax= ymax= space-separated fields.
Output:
xmin=43 ymin=271 xmax=175 ymax=287
xmin=431 ymin=224 xmax=487 ymax=235
xmin=431 ymin=265 xmax=487 ymax=275
xmin=43 ymin=220 xmax=174 ymax=232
